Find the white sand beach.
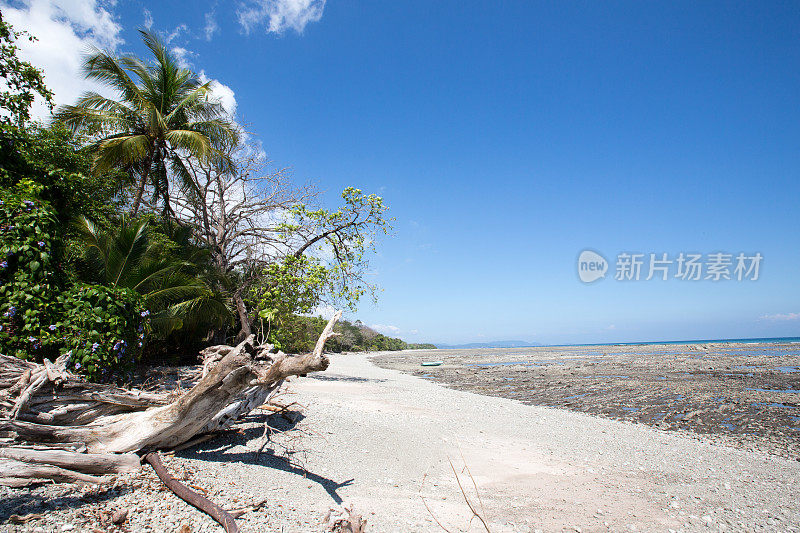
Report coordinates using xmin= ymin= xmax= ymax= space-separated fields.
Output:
xmin=3 ymin=352 xmax=799 ymax=532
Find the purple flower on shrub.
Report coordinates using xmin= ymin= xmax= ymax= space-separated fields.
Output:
xmin=48 ymin=324 xmax=57 ymax=331
xmin=4 ymin=306 xmax=15 ymax=317
xmin=23 ymin=200 xmax=34 ymax=210
xmin=0 ymin=261 xmax=7 ymax=269
xmin=140 ymin=310 xmax=150 ymax=317
xmin=37 ymin=241 xmax=45 ymax=248
xmin=74 ymin=362 xmax=81 ymax=370
xmin=27 ymin=336 xmax=36 ymax=342
xmin=91 ymin=342 xmax=99 ymax=352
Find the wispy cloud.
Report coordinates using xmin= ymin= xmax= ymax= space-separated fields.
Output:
xmin=171 ymin=46 xmax=194 ymax=68
xmin=0 ymin=0 xmax=123 ymax=120
xmin=143 ymin=8 xmax=153 ymax=29
xmin=204 ymin=10 xmax=219 ymax=41
xmin=166 ymin=22 xmax=189 ymax=44
xmin=371 ymin=324 xmax=401 ymax=335
xmin=238 ymin=0 xmax=326 ymax=35
xmin=761 ymin=312 xmax=800 ymax=321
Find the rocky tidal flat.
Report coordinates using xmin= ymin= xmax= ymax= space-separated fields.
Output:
xmin=372 ymin=342 xmax=800 ymax=458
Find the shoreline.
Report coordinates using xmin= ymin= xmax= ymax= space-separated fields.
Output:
xmin=372 ymin=340 xmax=800 ymax=460
xmin=3 ymin=352 xmax=799 ymax=531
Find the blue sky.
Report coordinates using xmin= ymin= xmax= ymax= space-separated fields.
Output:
xmin=5 ymin=0 xmax=800 ymax=344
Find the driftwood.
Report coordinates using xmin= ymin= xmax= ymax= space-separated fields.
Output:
xmin=0 ymin=311 xmax=341 ymax=492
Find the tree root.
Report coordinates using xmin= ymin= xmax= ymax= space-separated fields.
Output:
xmin=144 ymin=452 xmax=240 ymax=533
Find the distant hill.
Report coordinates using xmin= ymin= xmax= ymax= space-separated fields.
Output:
xmin=436 ymin=340 xmax=542 ymax=349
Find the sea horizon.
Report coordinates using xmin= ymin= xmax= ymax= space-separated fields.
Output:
xmin=428 ymin=336 xmax=800 ymax=350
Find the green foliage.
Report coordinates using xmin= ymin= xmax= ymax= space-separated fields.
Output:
xmin=284 ymin=187 xmax=391 ymax=310
xmin=251 ymin=255 xmax=328 ymax=349
xmin=407 ymin=343 xmax=438 ymax=350
xmin=326 ymin=319 xmax=407 ymax=352
xmin=0 ymin=124 xmax=123 ymax=240
xmin=75 ymin=216 xmax=231 ymax=339
xmin=0 ymin=180 xmax=63 ymax=361
xmin=262 ymin=315 xmax=410 ymax=354
xmin=56 ymin=283 xmax=147 ymax=381
xmin=0 ymin=13 xmax=53 ymax=125
xmin=0 ymin=181 xmax=146 ymax=381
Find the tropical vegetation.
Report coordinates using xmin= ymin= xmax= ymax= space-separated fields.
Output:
xmin=0 ymin=15 xmax=420 ymax=381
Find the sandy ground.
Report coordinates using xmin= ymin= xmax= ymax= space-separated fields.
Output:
xmin=372 ymin=342 xmax=800 ymax=458
xmin=281 ymin=352 xmax=800 ymax=532
xmin=3 ymin=352 xmax=800 ymax=532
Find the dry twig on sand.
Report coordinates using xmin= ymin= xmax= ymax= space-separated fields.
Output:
xmin=419 ymin=454 xmax=492 ymax=533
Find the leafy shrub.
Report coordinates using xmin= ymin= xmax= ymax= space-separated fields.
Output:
xmin=251 ymin=256 xmax=329 ymax=351
xmin=0 ymin=179 xmax=63 ymax=361
xmin=0 ymin=179 xmax=147 ymax=381
xmin=56 ymin=283 xmax=147 ymax=382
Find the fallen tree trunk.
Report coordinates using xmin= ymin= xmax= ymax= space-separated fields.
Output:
xmin=0 ymin=311 xmax=342 ymax=483
xmin=0 ymin=446 xmax=140 ymax=475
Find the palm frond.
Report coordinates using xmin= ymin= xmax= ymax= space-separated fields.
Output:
xmin=166 ymin=129 xmax=212 ymax=159
xmin=82 ymin=49 xmax=148 ymax=110
xmin=93 ymin=135 xmax=152 ymax=173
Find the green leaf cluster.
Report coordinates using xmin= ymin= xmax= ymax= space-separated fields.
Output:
xmin=0 ymin=12 xmax=53 ymax=125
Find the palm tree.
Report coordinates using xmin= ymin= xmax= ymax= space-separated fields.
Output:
xmin=55 ymin=30 xmax=238 ymax=215
xmin=77 ymin=216 xmax=232 ymax=337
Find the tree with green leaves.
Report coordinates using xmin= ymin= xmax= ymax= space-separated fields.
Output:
xmin=285 ymin=186 xmax=390 ymax=307
xmin=247 ymin=188 xmax=390 ymax=346
xmin=54 ymin=30 xmax=238 ymax=215
xmin=76 ymin=216 xmax=231 ymax=338
xmin=174 ymin=143 xmax=391 ymax=341
xmin=0 ymin=12 xmax=53 ymax=126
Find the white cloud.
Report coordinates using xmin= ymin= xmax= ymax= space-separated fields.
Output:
xmin=760 ymin=312 xmax=800 ymax=322
xmin=166 ymin=22 xmax=189 ymax=44
xmin=1 ymin=0 xmax=123 ymax=121
xmin=171 ymin=46 xmax=194 ymax=68
xmin=198 ymin=71 xmax=237 ymax=118
xmin=143 ymin=8 xmax=153 ymax=30
xmin=204 ymin=10 xmax=218 ymax=41
xmin=371 ymin=324 xmax=401 ymax=335
xmin=238 ymin=0 xmax=325 ymax=35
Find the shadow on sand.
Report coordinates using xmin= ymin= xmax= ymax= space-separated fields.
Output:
xmin=179 ymin=411 xmax=354 ymax=504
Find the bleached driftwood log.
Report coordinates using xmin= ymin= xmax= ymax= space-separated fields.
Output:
xmin=0 ymin=311 xmax=342 ymax=486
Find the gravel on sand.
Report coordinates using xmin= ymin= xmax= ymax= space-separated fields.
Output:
xmin=2 ymin=352 xmax=799 ymax=532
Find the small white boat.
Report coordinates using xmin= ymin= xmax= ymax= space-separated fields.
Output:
xmin=421 ymin=361 xmax=443 ymax=367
